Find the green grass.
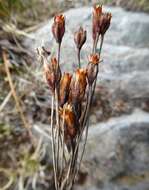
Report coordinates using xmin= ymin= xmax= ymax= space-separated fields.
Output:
xmin=0 ymin=0 xmax=33 ymax=19
xmin=0 ymin=0 xmax=58 ymax=28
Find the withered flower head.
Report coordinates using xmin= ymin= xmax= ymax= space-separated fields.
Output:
xmin=59 ymin=103 xmax=77 ymax=139
xmin=74 ymin=27 xmax=87 ymax=50
xmin=92 ymin=5 xmax=112 ymax=40
xmin=93 ymin=4 xmax=102 ymax=18
xmin=87 ymin=54 xmax=100 ymax=85
xmin=100 ymin=12 xmax=112 ymax=35
xmin=44 ymin=57 xmax=61 ymax=93
xmin=52 ymin=14 xmax=65 ymax=44
xmin=70 ymin=68 xmax=87 ymax=103
xmin=92 ymin=4 xmax=102 ymax=41
xmin=88 ymin=53 xmax=100 ymax=64
xmin=59 ymin=72 xmax=72 ymax=106
xmin=88 ymin=53 xmax=99 ymax=65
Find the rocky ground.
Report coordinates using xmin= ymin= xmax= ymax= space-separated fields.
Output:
xmin=22 ymin=5 xmax=149 ymax=190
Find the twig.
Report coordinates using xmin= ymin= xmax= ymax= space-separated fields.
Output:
xmin=2 ymin=50 xmax=31 ymax=132
xmin=0 ymin=90 xmax=12 ymax=113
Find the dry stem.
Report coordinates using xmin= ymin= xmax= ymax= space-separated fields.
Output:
xmin=51 ymin=95 xmax=58 ymax=190
xmin=77 ymin=49 xmax=81 ymax=68
xmin=2 ymin=50 xmax=31 ymax=132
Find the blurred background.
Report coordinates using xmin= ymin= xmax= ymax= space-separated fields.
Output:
xmin=0 ymin=0 xmax=149 ymax=190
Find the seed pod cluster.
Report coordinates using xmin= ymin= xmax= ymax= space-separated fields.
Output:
xmin=40 ymin=5 xmax=112 ymax=190
xmin=70 ymin=69 xmax=87 ymax=104
xmin=87 ymin=54 xmax=100 ymax=85
xmin=44 ymin=57 xmax=61 ymax=93
xmin=92 ymin=4 xmax=112 ymax=40
xmin=74 ymin=27 xmax=86 ymax=50
xmin=52 ymin=14 xmax=65 ymax=44
xmin=59 ymin=104 xmax=78 ymax=151
xmin=59 ymin=73 xmax=72 ymax=106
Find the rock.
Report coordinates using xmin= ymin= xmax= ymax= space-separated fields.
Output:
xmin=75 ymin=109 xmax=149 ymax=190
xmin=32 ymin=109 xmax=149 ymax=190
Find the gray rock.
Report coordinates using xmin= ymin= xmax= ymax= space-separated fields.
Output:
xmin=76 ymin=109 xmax=149 ymax=190
xmin=32 ymin=110 xmax=149 ymax=190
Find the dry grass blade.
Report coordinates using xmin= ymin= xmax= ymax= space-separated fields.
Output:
xmin=2 ymin=50 xmax=31 ymax=132
xmin=0 ymin=90 xmax=12 ymax=113
xmin=2 ymin=23 xmax=35 ymax=39
xmin=0 ymin=168 xmax=15 ymax=190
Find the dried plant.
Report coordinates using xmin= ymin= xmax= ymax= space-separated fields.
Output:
xmin=37 ymin=4 xmax=111 ymax=190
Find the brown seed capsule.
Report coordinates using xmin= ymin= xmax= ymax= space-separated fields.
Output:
xmin=74 ymin=27 xmax=87 ymax=50
xmin=44 ymin=57 xmax=61 ymax=93
xmin=87 ymin=54 xmax=100 ymax=85
xmin=59 ymin=73 xmax=72 ymax=106
xmin=100 ymin=12 xmax=112 ymax=36
xmin=59 ymin=104 xmax=77 ymax=139
xmin=70 ymin=69 xmax=87 ymax=103
xmin=92 ymin=5 xmax=112 ymax=39
xmin=92 ymin=4 xmax=102 ymax=41
xmin=52 ymin=14 xmax=65 ymax=44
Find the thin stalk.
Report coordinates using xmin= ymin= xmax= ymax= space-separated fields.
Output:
xmin=80 ymin=85 xmax=91 ymax=125
xmin=54 ymin=42 xmax=61 ymax=189
xmin=92 ymin=39 xmax=96 ymax=53
xmin=61 ymin=138 xmax=78 ymax=189
xmin=67 ymin=144 xmax=78 ymax=184
xmin=99 ymin=35 xmax=104 ymax=54
xmin=60 ymin=150 xmax=73 ymax=190
xmin=73 ymin=35 xmax=105 ymax=182
xmin=72 ymin=86 xmax=92 ymax=183
xmin=58 ymin=43 xmax=61 ymax=65
xmin=69 ymin=34 xmax=105 ymax=189
xmin=77 ymin=48 xmax=81 ymax=68
xmin=60 ymin=108 xmax=66 ymax=177
xmin=51 ymin=95 xmax=58 ymax=190
xmin=74 ymin=121 xmax=89 ymax=180
xmin=70 ymin=81 xmax=95 ymax=185
xmin=66 ymin=149 xmax=75 ymax=187
xmin=92 ymin=33 xmax=100 ymax=53
xmin=91 ymin=35 xmax=104 ymax=103
xmin=70 ymin=35 xmax=105 ymax=185
xmin=76 ymin=87 xmax=92 ymax=168
xmin=55 ymin=88 xmax=60 ymax=188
